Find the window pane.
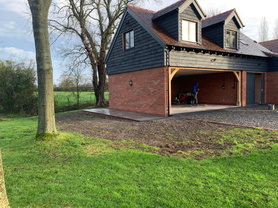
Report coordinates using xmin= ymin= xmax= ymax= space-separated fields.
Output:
xmin=182 ymin=20 xmax=196 ymax=42
xmin=226 ymin=31 xmax=230 ymax=47
xmin=226 ymin=30 xmax=237 ymax=48
xmin=189 ymin=22 xmax=196 ymax=42
xmin=130 ymin=30 xmax=134 ymax=48
xmin=231 ymin=31 xmax=236 ymax=48
xmin=125 ymin=32 xmax=130 ymax=49
xmin=182 ymin=20 xmax=189 ymax=41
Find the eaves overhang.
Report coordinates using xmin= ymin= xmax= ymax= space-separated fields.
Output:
xmin=165 ymin=44 xmax=270 ymax=60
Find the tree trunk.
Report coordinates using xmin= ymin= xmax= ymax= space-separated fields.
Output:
xmin=91 ymin=64 xmax=99 ymax=105
xmin=76 ymin=84 xmax=80 ymax=107
xmin=95 ymin=60 xmax=106 ymax=106
xmin=28 ymin=0 xmax=57 ymax=136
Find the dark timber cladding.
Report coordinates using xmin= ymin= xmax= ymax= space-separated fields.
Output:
xmin=203 ymin=23 xmax=224 ymax=47
xmin=269 ymin=56 xmax=278 ymax=71
xmin=179 ymin=4 xmax=202 ymax=43
xmin=169 ymin=50 xmax=269 ymax=72
xmin=106 ymin=12 xmax=164 ymax=75
xmin=155 ymin=12 xmax=179 ymax=41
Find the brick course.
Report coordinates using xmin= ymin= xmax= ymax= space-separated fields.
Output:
xmin=109 ymin=67 xmax=169 ymax=117
xmin=266 ymin=71 xmax=278 ymax=104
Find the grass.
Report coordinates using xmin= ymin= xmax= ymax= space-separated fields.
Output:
xmin=0 ymin=92 xmax=109 ymax=117
xmin=0 ymin=115 xmax=278 ymax=207
xmin=54 ymin=91 xmax=109 ymax=108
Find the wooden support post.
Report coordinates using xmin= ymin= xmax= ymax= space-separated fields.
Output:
xmin=170 ymin=68 xmax=180 ymax=80
xmin=168 ymin=67 xmax=172 ymax=115
xmin=168 ymin=67 xmax=180 ymax=116
xmin=233 ymin=71 xmax=242 ymax=106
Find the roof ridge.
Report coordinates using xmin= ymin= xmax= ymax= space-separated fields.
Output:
xmin=155 ymin=0 xmax=185 ymax=14
xmin=153 ymin=0 xmax=187 ymax=19
xmin=259 ymin=39 xmax=278 ymax=44
xmin=128 ymin=5 xmax=156 ymax=13
xmin=203 ymin=8 xmax=235 ymax=22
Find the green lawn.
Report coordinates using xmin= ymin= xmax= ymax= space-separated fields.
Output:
xmin=0 ymin=115 xmax=278 ymax=207
xmin=54 ymin=91 xmax=109 ymax=108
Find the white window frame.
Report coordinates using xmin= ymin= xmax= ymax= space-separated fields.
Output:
xmin=182 ymin=20 xmax=197 ymax=42
xmin=123 ymin=30 xmax=134 ymax=50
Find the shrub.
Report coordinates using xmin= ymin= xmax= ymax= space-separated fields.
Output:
xmin=0 ymin=60 xmax=37 ymax=115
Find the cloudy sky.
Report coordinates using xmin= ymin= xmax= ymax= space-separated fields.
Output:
xmin=0 ymin=0 xmax=277 ymax=83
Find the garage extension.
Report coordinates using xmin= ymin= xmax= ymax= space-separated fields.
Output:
xmin=105 ymin=0 xmax=278 ymax=117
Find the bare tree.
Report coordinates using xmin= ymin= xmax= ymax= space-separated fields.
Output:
xmin=273 ymin=19 xmax=278 ymax=39
xmin=28 ymin=0 xmax=57 ymax=137
xmin=50 ymin=0 xmax=157 ymax=106
xmin=205 ymin=8 xmax=221 ymax=18
xmin=67 ymin=64 xmax=87 ymax=107
xmin=58 ymin=73 xmax=75 ymax=89
xmin=258 ymin=16 xmax=269 ymax=42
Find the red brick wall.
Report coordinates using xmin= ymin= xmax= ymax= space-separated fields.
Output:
xmin=172 ymin=72 xmax=237 ymax=105
xmin=266 ymin=71 xmax=278 ymax=104
xmin=108 ymin=67 xmax=169 ymax=117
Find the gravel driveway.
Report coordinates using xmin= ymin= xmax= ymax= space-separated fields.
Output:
xmin=176 ymin=105 xmax=278 ymax=130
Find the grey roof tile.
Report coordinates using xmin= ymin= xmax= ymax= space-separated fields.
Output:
xmin=202 ymin=9 xmax=234 ymax=28
xmin=152 ymin=0 xmax=187 ymax=19
xmin=260 ymin=39 xmax=278 ymax=53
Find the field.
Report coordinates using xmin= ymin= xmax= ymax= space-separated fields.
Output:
xmin=0 ymin=112 xmax=278 ymax=207
xmin=54 ymin=91 xmax=109 ymax=108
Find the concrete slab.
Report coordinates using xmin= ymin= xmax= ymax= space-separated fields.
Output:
xmin=83 ymin=108 xmax=164 ymax=122
xmin=171 ymin=104 xmax=236 ymax=115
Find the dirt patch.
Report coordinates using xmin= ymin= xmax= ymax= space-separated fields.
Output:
xmin=56 ymin=112 xmax=278 ymax=159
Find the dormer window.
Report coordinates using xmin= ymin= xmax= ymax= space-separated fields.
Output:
xmin=226 ymin=30 xmax=237 ymax=49
xmin=124 ymin=30 xmax=134 ymax=50
xmin=182 ymin=20 xmax=197 ymax=42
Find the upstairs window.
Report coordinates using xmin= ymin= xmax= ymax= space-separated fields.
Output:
xmin=182 ymin=20 xmax=197 ymax=42
xmin=124 ymin=30 xmax=134 ymax=50
xmin=226 ymin=30 xmax=237 ymax=49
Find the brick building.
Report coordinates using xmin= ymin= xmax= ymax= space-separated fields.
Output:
xmin=260 ymin=39 xmax=278 ymax=105
xmin=105 ymin=0 xmax=278 ymax=117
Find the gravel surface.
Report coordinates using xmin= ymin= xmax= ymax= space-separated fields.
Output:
xmin=176 ymin=105 xmax=278 ymax=130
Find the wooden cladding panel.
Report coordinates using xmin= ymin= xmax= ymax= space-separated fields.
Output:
xmin=170 ymin=50 xmax=269 ymax=72
xmin=107 ymin=13 xmax=164 ymax=75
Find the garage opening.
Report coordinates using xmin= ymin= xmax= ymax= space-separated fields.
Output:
xmin=169 ymin=68 xmax=241 ymax=115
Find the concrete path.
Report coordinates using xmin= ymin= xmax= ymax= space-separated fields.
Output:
xmin=83 ymin=108 xmax=164 ymax=122
xmin=171 ymin=104 xmax=236 ymax=114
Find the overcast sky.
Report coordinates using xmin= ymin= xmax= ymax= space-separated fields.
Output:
xmin=0 ymin=0 xmax=277 ymax=83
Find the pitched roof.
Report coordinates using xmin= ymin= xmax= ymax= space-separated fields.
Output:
xmin=153 ymin=0 xmax=186 ymax=19
xmin=129 ymin=5 xmax=203 ymax=49
xmin=260 ymin=39 xmax=278 ymax=53
xmin=128 ymin=5 xmax=271 ymax=58
xmin=239 ymin=33 xmax=273 ymax=57
xmin=202 ymin=9 xmax=234 ymax=28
